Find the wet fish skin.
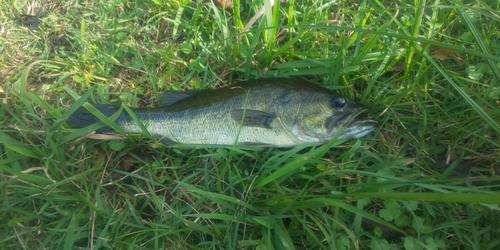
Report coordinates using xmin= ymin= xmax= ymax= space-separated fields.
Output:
xmin=67 ymin=79 xmax=377 ymax=147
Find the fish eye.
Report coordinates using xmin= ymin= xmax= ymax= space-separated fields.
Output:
xmin=330 ymin=97 xmax=347 ymax=108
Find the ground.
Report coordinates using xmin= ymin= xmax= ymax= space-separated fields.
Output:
xmin=1 ymin=0 xmax=499 ymax=249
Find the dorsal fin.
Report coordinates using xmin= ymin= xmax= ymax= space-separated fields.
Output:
xmin=159 ymin=90 xmax=200 ymax=106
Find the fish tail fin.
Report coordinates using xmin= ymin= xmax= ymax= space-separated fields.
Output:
xmin=67 ymin=104 xmax=121 ymax=133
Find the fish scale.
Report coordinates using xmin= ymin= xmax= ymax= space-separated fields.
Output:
xmin=67 ymin=79 xmax=378 ymax=147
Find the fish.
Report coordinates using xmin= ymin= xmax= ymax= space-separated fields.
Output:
xmin=67 ymin=79 xmax=378 ymax=147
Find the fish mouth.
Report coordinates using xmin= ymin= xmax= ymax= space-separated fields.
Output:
xmin=326 ymin=108 xmax=378 ymax=138
xmin=348 ymin=108 xmax=378 ymax=126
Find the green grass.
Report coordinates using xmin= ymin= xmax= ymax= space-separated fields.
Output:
xmin=1 ymin=0 xmax=500 ymax=249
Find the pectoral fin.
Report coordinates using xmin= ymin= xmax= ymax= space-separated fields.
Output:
xmin=231 ymin=109 xmax=276 ymax=129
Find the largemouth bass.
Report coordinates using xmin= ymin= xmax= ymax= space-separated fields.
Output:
xmin=67 ymin=79 xmax=377 ymax=147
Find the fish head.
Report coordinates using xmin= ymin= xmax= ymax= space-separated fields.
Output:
xmin=278 ymin=91 xmax=378 ymax=144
